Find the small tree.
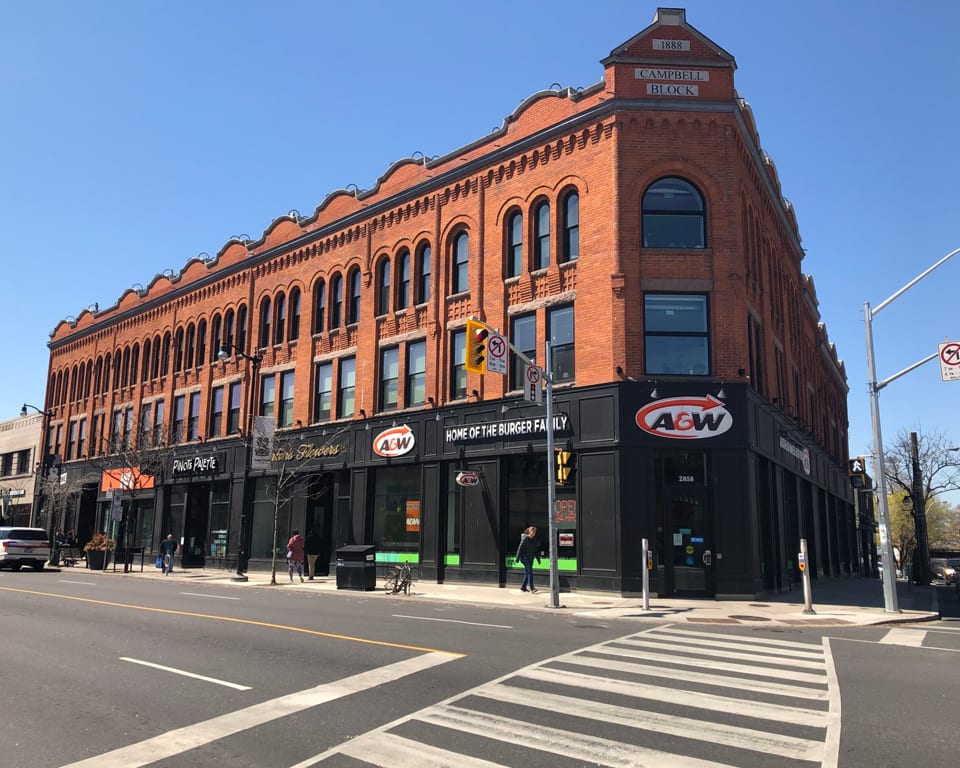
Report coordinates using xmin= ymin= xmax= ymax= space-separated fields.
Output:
xmin=35 ymin=468 xmax=88 ymax=564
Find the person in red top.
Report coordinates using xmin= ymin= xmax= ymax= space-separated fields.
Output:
xmin=286 ymin=530 xmax=305 ymax=583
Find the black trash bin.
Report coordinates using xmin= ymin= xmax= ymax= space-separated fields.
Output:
xmin=335 ymin=545 xmax=377 ymax=591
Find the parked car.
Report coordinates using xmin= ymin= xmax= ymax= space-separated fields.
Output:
xmin=942 ymin=558 xmax=959 ymax=584
xmin=0 ymin=527 xmax=51 ymax=571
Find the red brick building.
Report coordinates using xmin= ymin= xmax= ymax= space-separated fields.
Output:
xmin=39 ymin=8 xmax=855 ymax=596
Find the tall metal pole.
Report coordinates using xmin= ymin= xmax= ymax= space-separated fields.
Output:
xmin=545 ymin=341 xmax=560 ymax=609
xmin=864 ymin=301 xmax=900 ymax=612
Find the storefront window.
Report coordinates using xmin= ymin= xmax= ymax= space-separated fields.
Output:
xmin=251 ymin=478 xmax=279 ymax=559
xmin=506 ymin=454 xmax=548 ymax=557
xmin=371 ymin=466 xmax=420 ymax=561
xmin=209 ymin=482 xmax=230 ymax=557
xmin=445 ymin=466 xmax=462 ymax=565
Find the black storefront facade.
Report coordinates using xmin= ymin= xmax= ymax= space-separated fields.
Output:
xmin=73 ymin=381 xmax=858 ymax=598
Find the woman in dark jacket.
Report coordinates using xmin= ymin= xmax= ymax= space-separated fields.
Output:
xmin=515 ymin=526 xmax=541 ymax=593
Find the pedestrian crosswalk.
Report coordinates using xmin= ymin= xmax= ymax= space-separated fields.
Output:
xmin=310 ymin=625 xmax=842 ymax=767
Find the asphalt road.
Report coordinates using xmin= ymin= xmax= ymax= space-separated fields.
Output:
xmin=2 ymin=571 xmax=958 ymax=767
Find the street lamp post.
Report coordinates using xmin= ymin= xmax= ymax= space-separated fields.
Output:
xmin=217 ymin=343 xmax=263 ymax=580
xmin=21 ymin=402 xmax=54 ymax=529
xmin=864 ymin=246 xmax=960 ymax=612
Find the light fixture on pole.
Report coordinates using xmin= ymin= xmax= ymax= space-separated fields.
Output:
xmin=217 ymin=343 xmax=263 ymax=580
xmin=21 ymin=403 xmax=54 ymax=529
xmin=864 ymin=245 xmax=960 ymax=612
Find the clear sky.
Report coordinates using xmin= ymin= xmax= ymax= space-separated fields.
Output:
xmin=3 ymin=1 xmax=958 ymax=494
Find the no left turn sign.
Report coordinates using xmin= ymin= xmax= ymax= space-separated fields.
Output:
xmin=486 ymin=333 xmax=507 ymax=375
xmin=939 ymin=341 xmax=960 ymax=382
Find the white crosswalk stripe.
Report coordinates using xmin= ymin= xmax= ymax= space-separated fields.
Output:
xmin=309 ymin=625 xmax=842 ymax=768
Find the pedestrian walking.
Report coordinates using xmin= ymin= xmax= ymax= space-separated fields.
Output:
xmin=286 ymin=530 xmax=305 ymax=582
xmin=159 ymin=534 xmax=178 ymax=575
xmin=305 ymin=527 xmax=322 ymax=580
xmin=515 ymin=526 xmax=541 ymax=593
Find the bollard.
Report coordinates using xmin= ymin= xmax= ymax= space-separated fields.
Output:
xmin=799 ymin=538 xmax=815 ymax=614
xmin=642 ymin=538 xmax=650 ymax=611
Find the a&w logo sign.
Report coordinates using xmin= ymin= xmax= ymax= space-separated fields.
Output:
xmin=372 ymin=424 xmax=416 ymax=457
xmin=635 ymin=394 xmax=732 ymax=440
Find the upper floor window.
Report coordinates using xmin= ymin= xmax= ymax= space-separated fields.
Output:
xmin=279 ymin=371 xmax=295 ymax=428
xmin=153 ymin=400 xmax=165 ymax=446
xmin=377 ymin=258 xmax=391 ymax=316
xmin=507 ymin=211 xmax=523 ymax=277
xmin=534 ymin=201 xmax=550 ymax=270
xmin=185 ymin=325 xmax=196 ymax=369
xmin=227 ymin=383 xmax=241 ymax=435
xmin=452 ymin=232 xmax=469 ymax=294
xmin=173 ymin=395 xmax=185 ymax=445
xmin=288 ymin=288 xmax=300 ymax=341
xmin=236 ymin=304 xmax=248 ymax=351
xmin=187 ymin=392 xmax=201 ymax=441
xmin=406 ymin=340 xmax=426 ymax=407
xmin=196 ymin=320 xmax=207 ymax=366
xmin=274 ymin=292 xmax=286 ymax=345
xmin=644 ymin=293 xmax=709 ymax=375
xmin=561 ymin=190 xmax=579 ymax=262
xmin=642 ymin=177 xmax=705 ymax=249
xmin=224 ymin=309 xmax=235 ymax=349
xmin=416 ymin=243 xmax=432 ymax=304
xmin=549 ymin=305 xmax=575 ymax=383
xmin=451 ymin=330 xmax=466 ymax=400
xmin=331 ymin=275 xmax=343 ymax=329
xmin=174 ymin=329 xmax=185 ymax=373
xmin=210 ymin=315 xmax=222 ymax=363
xmin=314 ymin=362 xmax=332 ymax=423
xmin=313 ymin=279 xmax=327 ymax=334
xmin=260 ymin=374 xmax=276 ymax=417
xmin=209 ymin=386 xmax=224 ymax=439
xmin=379 ymin=346 xmax=399 ymax=412
xmin=337 ymin=357 xmax=356 ymax=418
xmin=510 ymin=314 xmax=536 ymax=391
xmin=397 ymin=250 xmax=410 ymax=310
xmin=348 ymin=268 xmax=361 ymax=325
xmin=258 ymin=297 xmax=272 ymax=349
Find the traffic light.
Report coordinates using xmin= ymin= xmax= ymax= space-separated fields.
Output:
xmin=555 ymin=449 xmax=577 ymax=487
xmin=465 ymin=319 xmax=489 ymax=374
xmin=848 ymin=456 xmax=868 ymax=490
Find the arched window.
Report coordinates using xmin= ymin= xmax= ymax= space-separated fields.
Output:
xmin=331 ymin=274 xmax=343 ymax=329
xmin=397 ymin=250 xmax=410 ymax=310
xmin=274 ymin=292 xmax=286 ymax=345
xmin=142 ymin=339 xmax=152 ymax=381
xmin=103 ymin=353 xmax=112 ymax=393
xmin=288 ymin=287 xmax=300 ymax=341
xmin=196 ymin=320 xmax=207 ymax=366
xmin=95 ymin=358 xmax=103 ymax=396
xmin=118 ymin=347 xmax=127 ymax=389
xmin=506 ymin=211 xmax=523 ymax=277
xmin=173 ymin=329 xmax=185 ymax=373
xmin=348 ymin=268 xmax=361 ymax=324
xmin=152 ymin=335 xmax=162 ymax=379
xmin=452 ymin=231 xmax=469 ymax=294
xmin=210 ymin=314 xmax=222 ymax=362
xmin=185 ymin=324 xmax=196 ymax=369
xmin=130 ymin=345 xmax=140 ymax=386
xmin=377 ymin=258 xmax=391 ymax=316
xmin=258 ymin=296 xmax=271 ymax=349
xmin=161 ymin=333 xmax=171 ymax=377
xmin=236 ymin=304 xmax=247 ymax=350
xmin=534 ymin=201 xmax=550 ymax=270
xmin=642 ymin=177 xmax=705 ymax=248
xmin=313 ymin=279 xmax=327 ymax=334
xmin=561 ymin=190 xmax=579 ymax=263
xmin=224 ymin=308 xmax=235 ymax=351
xmin=416 ymin=243 xmax=431 ymax=304
xmin=77 ymin=362 xmax=86 ymax=400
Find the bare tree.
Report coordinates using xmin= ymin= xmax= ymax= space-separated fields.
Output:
xmin=35 ymin=468 xmax=88 ymax=563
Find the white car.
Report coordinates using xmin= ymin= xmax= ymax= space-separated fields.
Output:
xmin=0 ymin=527 xmax=51 ymax=571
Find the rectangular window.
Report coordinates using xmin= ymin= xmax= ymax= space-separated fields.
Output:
xmin=139 ymin=403 xmax=151 ymax=448
xmin=188 ymin=392 xmax=201 ymax=441
xmin=124 ymin=406 xmax=134 ymax=446
xmin=67 ymin=421 xmax=77 ymax=461
xmin=173 ymin=395 xmax=185 ymax=445
xmin=337 ymin=357 xmax=356 ymax=418
xmin=112 ymin=409 xmax=123 ymax=450
xmin=227 ymin=382 xmax=241 ymax=435
xmin=314 ymin=362 xmax=332 ymax=423
xmin=0 ymin=454 xmax=11 ymax=476
xmin=260 ymin=374 xmax=276 ymax=418
xmin=644 ymin=294 xmax=709 ymax=376
xmin=549 ymin=305 xmax=575 ymax=383
xmin=379 ymin=347 xmax=399 ymax=412
xmin=510 ymin=314 xmax=536 ymax=390
xmin=451 ymin=330 xmax=466 ymax=400
xmin=16 ymin=448 xmax=32 ymax=475
xmin=153 ymin=400 xmax=165 ymax=446
xmin=406 ymin=340 xmax=426 ymax=407
xmin=77 ymin=419 xmax=86 ymax=459
xmin=209 ymin=386 xmax=224 ymax=438
xmin=279 ymin=371 xmax=295 ymax=427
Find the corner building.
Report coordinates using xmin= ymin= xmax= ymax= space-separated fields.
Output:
xmin=41 ymin=8 xmax=858 ymax=597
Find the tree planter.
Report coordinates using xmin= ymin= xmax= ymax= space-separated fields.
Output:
xmin=86 ymin=550 xmax=111 ymax=570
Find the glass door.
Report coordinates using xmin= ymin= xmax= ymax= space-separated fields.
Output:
xmin=667 ymin=485 xmax=713 ymax=597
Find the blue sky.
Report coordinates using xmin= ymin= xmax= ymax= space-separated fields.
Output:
xmin=3 ymin=1 xmax=958 ymax=493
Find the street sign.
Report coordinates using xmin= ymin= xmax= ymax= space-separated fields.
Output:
xmin=455 ymin=471 xmax=480 ymax=487
xmin=938 ymin=341 xmax=960 ymax=381
xmin=486 ymin=333 xmax=507 ymax=375
xmin=524 ymin=364 xmax=542 ymax=404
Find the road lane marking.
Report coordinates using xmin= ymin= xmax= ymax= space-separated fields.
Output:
xmin=59 ymin=580 xmax=97 ymax=586
xmin=0 ymin=585 xmax=462 ymax=656
xmin=179 ymin=592 xmax=240 ymax=600
xmin=879 ymin=628 xmax=926 ymax=646
xmin=120 ymin=657 xmax=251 ymax=690
xmin=392 ymin=614 xmax=512 ymax=629
xmin=61 ymin=652 xmax=458 ymax=768
xmin=616 ymin=636 xmax=827 ymax=668
xmin=338 ymin=731 xmax=505 ymax=767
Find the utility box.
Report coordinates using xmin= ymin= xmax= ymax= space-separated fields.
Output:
xmin=335 ymin=545 xmax=377 ymax=591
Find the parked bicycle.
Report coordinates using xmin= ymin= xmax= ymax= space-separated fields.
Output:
xmin=383 ymin=562 xmax=416 ymax=595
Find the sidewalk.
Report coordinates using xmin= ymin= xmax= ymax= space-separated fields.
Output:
xmin=82 ymin=561 xmax=942 ymax=627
